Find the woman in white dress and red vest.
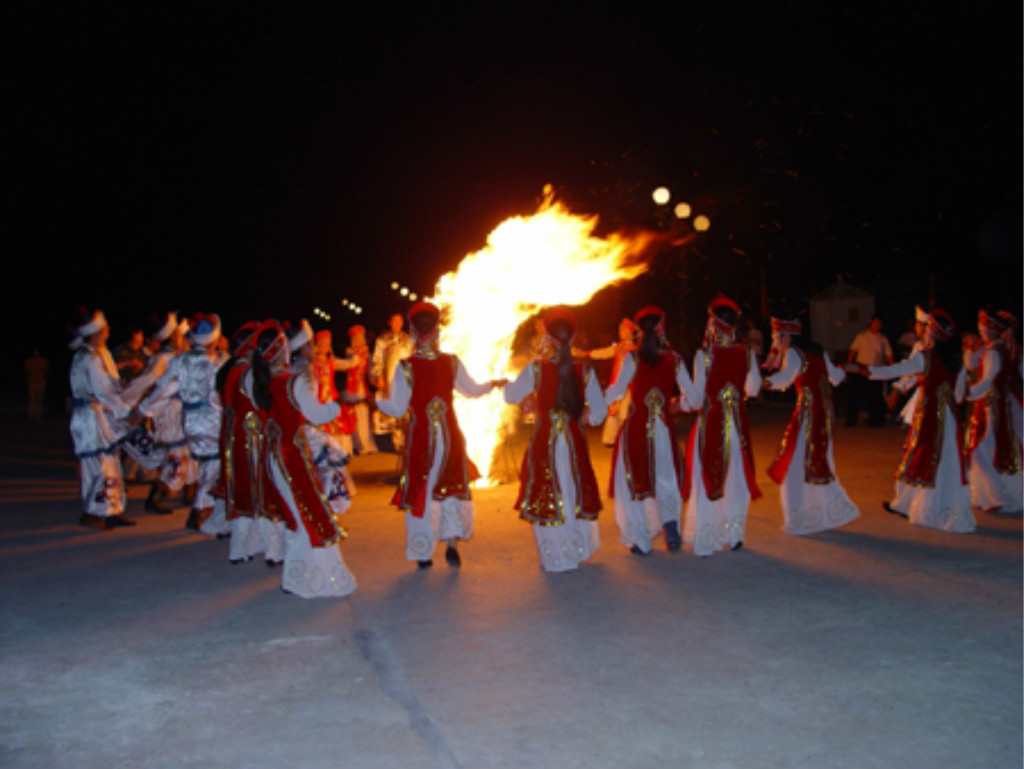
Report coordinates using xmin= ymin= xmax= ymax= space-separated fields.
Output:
xmin=964 ymin=309 xmax=1023 ymax=515
xmin=604 ymin=306 xmax=694 ymax=555
xmin=250 ymin=323 xmax=356 ymax=598
xmin=376 ymin=301 xmax=503 ymax=568
xmin=288 ymin=320 xmax=355 ymax=524
xmin=221 ymin=320 xmax=292 ymax=564
xmin=865 ymin=309 xmax=974 ymax=531
xmin=504 ymin=306 xmax=608 ymax=572
xmin=763 ymin=317 xmax=860 ymax=535
xmin=996 ymin=311 xmax=1022 ymax=448
xmin=683 ymin=297 xmax=762 ymax=556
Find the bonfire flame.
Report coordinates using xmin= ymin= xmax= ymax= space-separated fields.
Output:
xmin=431 ymin=187 xmax=659 ymax=484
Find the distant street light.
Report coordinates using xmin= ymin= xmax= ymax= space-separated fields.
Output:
xmin=652 ymin=187 xmax=671 ymax=205
xmin=674 ymin=202 xmax=692 ymax=219
xmin=693 ymin=214 xmax=711 ymax=232
xmin=409 ymin=293 xmax=418 ymax=301
xmin=390 ymin=282 xmax=399 ymax=290
xmin=400 ymin=287 xmax=409 ymax=296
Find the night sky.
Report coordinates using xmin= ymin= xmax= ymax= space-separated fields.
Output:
xmin=5 ymin=3 xmax=1021 ymax=390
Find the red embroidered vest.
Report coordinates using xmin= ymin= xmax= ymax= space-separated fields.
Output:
xmin=898 ymin=350 xmax=965 ymax=486
xmin=222 ymin=363 xmax=262 ymax=520
xmin=390 ymin=353 xmax=477 ymax=518
xmin=767 ymin=350 xmax=835 ymax=485
xmin=264 ymin=374 xmax=342 ymax=547
xmin=686 ymin=344 xmax=761 ymax=501
xmin=967 ymin=342 xmax=1020 ymax=475
xmin=609 ymin=351 xmax=686 ymax=500
xmin=515 ymin=360 xmax=602 ymax=524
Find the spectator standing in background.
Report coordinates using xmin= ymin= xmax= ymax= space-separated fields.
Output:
xmin=845 ymin=316 xmax=893 ymax=427
xmin=24 ymin=348 xmax=49 ymax=420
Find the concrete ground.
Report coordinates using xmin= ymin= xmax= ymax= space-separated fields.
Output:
xmin=0 ymin=403 xmax=1020 ymax=769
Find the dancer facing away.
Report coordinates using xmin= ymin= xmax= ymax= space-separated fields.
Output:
xmin=504 ymin=306 xmax=608 ymax=572
xmin=604 ymin=306 xmax=694 ymax=555
xmin=288 ymin=320 xmax=355 ymax=525
xmin=252 ymin=323 xmax=357 ymax=598
xmin=375 ymin=301 xmax=505 ymax=569
xmin=683 ymin=297 xmax=762 ymax=556
xmin=219 ymin=320 xmax=280 ymax=564
xmin=763 ymin=317 xmax=860 ymax=535
xmin=965 ymin=309 xmax=1023 ymax=515
xmin=864 ymin=309 xmax=975 ymax=532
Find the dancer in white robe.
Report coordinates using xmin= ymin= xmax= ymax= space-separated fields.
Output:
xmin=965 ymin=309 xmax=1023 ymax=515
xmin=69 ymin=309 xmax=135 ymax=529
xmin=683 ymin=297 xmax=762 ymax=556
xmin=867 ymin=309 xmax=974 ymax=532
xmin=762 ymin=318 xmax=859 ymax=535
xmin=604 ymin=307 xmax=695 ymax=555
xmin=504 ymin=307 xmax=608 ymax=573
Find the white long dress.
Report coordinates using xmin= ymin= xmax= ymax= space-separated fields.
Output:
xmin=604 ymin=352 xmax=695 ymax=553
xmin=764 ymin=349 xmax=860 ymax=535
xmin=966 ymin=346 xmax=1023 ymax=513
xmin=682 ymin=346 xmax=761 ymax=556
xmin=870 ymin=354 xmax=974 ymax=532
xmin=375 ymin=357 xmax=492 ymax=561
xmin=69 ymin=344 xmax=132 ymax=517
xmin=269 ymin=376 xmax=357 ymax=598
xmin=503 ymin=364 xmax=608 ymax=572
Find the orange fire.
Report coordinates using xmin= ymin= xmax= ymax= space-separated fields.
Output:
xmin=431 ymin=187 xmax=659 ymax=484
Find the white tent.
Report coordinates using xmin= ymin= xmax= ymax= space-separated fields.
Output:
xmin=809 ymin=278 xmax=875 ymax=358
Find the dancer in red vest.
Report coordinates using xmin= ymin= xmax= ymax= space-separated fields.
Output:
xmin=763 ymin=317 xmax=859 ymax=535
xmin=682 ymin=297 xmax=762 ymax=556
xmin=288 ymin=320 xmax=355 ymax=523
xmin=965 ymin=309 xmax=1023 ymax=514
xmin=996 ymin=311 xmax=1023 ymax=447
xmin=250 ymin=324 xmax=356 ymax=598
xmin=865 ymin=309 xmax=974 ymax=531
xmin=222 ymin=320 xmax=293 ymax=564
xmin=504 ymin=306 xmax=608 ymax=572
xmin=605 ymin=306 xmax=695 ymax=555
xmin=375 ymin=301 xmax=504 ymax=568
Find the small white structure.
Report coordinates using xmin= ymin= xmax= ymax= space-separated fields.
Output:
xmin=809 ymin=278 xmax=875 ymax=358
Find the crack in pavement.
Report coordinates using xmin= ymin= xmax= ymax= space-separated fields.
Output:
xmin=352 ymin=599 xmax=461 ymax=769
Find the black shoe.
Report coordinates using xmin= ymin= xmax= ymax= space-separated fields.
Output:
xmin=145 ymin=485 xmax=172 ymax=514
xmin=184 ymin=509 xmax=201 ymax=530
xmin=730 ymin=541 xmax=743 ymax=551
xmin=109 ymin=515 xmax=137 ymax=527
xmin=445 ymin=546 xmax=461 ymax=568
xmin=79 ymin=512 xmax=110 ymax=530
xmin=229 ymin=557 xmax=250 ymax=565
xmin=663 ymin=521 xmax=682 ymax=552
xmin=265 ymin=559 xmax=283 ymax=569
xmin=882 ymin=502 xmax=908 ymax=519
xmin=417 ymin=559 xmax=433 ymax=569
xmin=629 ymin=544 xmax=651 ymax=557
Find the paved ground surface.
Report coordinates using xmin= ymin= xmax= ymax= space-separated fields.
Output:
xmin=0 ymin=403 xmax=1020 ymax=769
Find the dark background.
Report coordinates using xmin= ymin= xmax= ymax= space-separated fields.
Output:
xmin=5 ymin=3 xmax=1021 ymax=402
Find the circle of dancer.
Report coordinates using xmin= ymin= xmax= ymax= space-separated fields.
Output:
xmin=65 ymin=297 xmax=1023 ymax=595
